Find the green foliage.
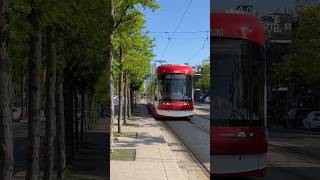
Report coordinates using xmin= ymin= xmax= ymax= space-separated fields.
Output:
xmin=146 ymin=77 xmax=156 ymax=97
xmin=273 ymin=6 xmax=320 ymax=91
xmin=196 ymin=63 xmax=210 ymax=90
xmin=94 ymin=70 xmax=108 ymax=103
xmin=112 ymin=0 xmax=158 ymax=91
xmin=9 ymin=0 xmax=158 ymax=104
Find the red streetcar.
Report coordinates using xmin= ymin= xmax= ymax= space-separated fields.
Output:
xmin=211 ymin=13 xmax=268 ymax=177
xmin=149 ymin=64 xmax=194 ymax=119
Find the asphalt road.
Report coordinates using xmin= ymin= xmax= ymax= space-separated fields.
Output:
xmin=193 ymin=101 xmax=320 ymax=180
xmin=164 ymin=102 xmax=210 ymax=173
xmin=214 ymin=128 xmax=320 ymax=180
xmin=194 ymin=102 xmax=210 ymax=112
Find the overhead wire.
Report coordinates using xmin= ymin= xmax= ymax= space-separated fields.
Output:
xmin=188 ymin=30 xmax=210 ymax=61
xmin=144 ymin=30 xmax=209 ymax=34
xmin=150 ymin=36 xmax=208 ymax=40
xmin=160 ymin=0 xmax=193 ymax=60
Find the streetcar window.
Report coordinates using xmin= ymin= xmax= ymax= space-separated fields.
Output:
xmin=211 ymin=38 xmax=265 ymax=127
xmin=158 ymin=74 xmax=192 ymax=101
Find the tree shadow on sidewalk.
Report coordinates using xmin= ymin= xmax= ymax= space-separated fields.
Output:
xmin=114 ymin=132 xmax=166 ymax=148
xmin=12 ymin=132 xmax=110 ymax=179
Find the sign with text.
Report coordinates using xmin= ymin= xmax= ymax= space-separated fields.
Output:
xmin=262 ymin=15 xmax=293 ymax=33
xmin=236 ymin=5 xmax=254 ymax=15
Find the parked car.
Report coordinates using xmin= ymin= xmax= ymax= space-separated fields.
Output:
xmin=303 ymin=111 xmax=320 ymax=130
xmin=283 ymin=108 xmax=310 ymax=128
xmin=204 ymin=96 xmax=210 ymax=103
xmin=12 ymin=107 xmax=21 ymax=122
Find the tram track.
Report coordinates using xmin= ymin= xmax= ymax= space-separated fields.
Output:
xmin=192 ymin=105 xmax=210 ymax=134
xmin=163 ymin=120 xmax=210 ymax=177
xmin=189 ymin=117 xmax=209 ymax=134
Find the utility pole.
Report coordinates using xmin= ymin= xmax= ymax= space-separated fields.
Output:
xmin=154 ymin=59 xmax=167 ymax=66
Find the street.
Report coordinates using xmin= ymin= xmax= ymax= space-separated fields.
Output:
xmin=164 ymin=102 xmax=210 ymax=174
xmin=189 ymin=104 xmax=320 ymax=180
xmin=258 ymin=128 xmax=320 ymax=180
xmin=214 ymin=128 xmax=320 ymax=180
xmin=12 ymin=102 xmax=320 ymax=179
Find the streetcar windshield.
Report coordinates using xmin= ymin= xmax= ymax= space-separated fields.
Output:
xmin=211 ymin=38 xmax=265 ymax=127
xmin=158 ymin=74 xmax=192 ymax=101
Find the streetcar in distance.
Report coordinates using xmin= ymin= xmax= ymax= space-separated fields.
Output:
xmin=148 ymin=64 xmax=194 ymax=119
xmin=211 ymin=12 xmax=268 ymax=177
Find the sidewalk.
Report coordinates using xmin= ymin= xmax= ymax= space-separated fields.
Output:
xmin=111 ymin=100 xmax=207 ymax=180
xmin=13 ymin=117 xmax=109 ymax=180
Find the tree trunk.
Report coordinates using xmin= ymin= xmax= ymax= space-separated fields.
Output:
xmin=127 ymin=82 xmax=131 ymax=118
xmin=63 ymin=74 xmax=74 ymax=165
xmin=44 ymin=26 xmax=56 ymax=180
xmin=123 ymin=72 xmax=127 ymax=125
xmin=0 ymin=0 xmax=14 ymax=179
xmin=88 ymin=96 xmax=92 ymax=130
xmin=56 ymin=70 xmax=65 ymax=180
xmin=26 ymin=6 xmax=42 ymax=180
xmin=84 ymin=95 xmax=89 ymax=142
xmin=83 ymin=95 xmax=86 ymax=142
xmin=134 ymin=90 xmax=137 ymax=107
xmin=118 ymin=46 xmax=124 ymax=133
xmin=74 ymin=91 xmax=79 ymax=151
xmin=20 ymin=65 xmax=25 ymax=121
xmin=131 ymin=87 xmax=134 ymax=112
xmin=80 ymin=93 xmax=85 ymax=143
xmin=106 ymin=0 xmax=115 ymax=155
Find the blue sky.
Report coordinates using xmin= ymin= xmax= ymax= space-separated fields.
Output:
xmin=141 ymin=0 xmax=210 ymax=66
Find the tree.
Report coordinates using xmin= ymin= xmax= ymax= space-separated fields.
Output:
xmin=273 ymin=5 xmax=320 ymax=108
xmin=55 ymin=69 xmax=65 ymax=179
xmin=274 ymin=6 xmax=320 ymax=90
xmin=107 ymin=0 xmax=158 ymax=147
xmin=113 ymin=0 xmax=157 ymax=130
xmin=44 ymin=26 xmax=56 ymax=180
xmin=4 ymin=0 xmax=158 ymax=179
xmin=41 ymin=1 xmax=71 ymax=178
xmin=123 ymin=32 xmax=155 ymax=113
xmin=118 ymin=45 xmax=124 ymax=132
xmin=0 ymin=0 xmax=14 ymax=179
xmin=196 ymin=63 xmax=210 ymax=91
xmin=26 ymin=1 xmax=42 ymax=179
xmin=105 ymin=0 xmax=115 ymax=152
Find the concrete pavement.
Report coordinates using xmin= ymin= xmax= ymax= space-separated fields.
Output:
xmin=111 ymin=100 xmax=208 ymax=180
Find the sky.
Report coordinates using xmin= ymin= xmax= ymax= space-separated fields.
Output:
xmin=212 ymin=0 xmax=297 ymax=15
xmin=140 ymin=0 xmax=298 ymax=66
xmin=141 ymin=0 xmax=210 ymax=66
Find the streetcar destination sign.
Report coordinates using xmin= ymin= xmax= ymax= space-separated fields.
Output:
xmin=165 ymin=74 xmax=186 ymax=79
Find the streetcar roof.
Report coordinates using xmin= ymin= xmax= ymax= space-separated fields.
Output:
xmin=156 ymin=64 xmax=193 ymax=76
xmin=210 ymin=13 xmax=265 ymax=47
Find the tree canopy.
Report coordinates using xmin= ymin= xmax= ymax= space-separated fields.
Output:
xmin=196 ymin=63 xmax=210 ymax=91
xmin=273 ymin=6 xmax=320 ymax=92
